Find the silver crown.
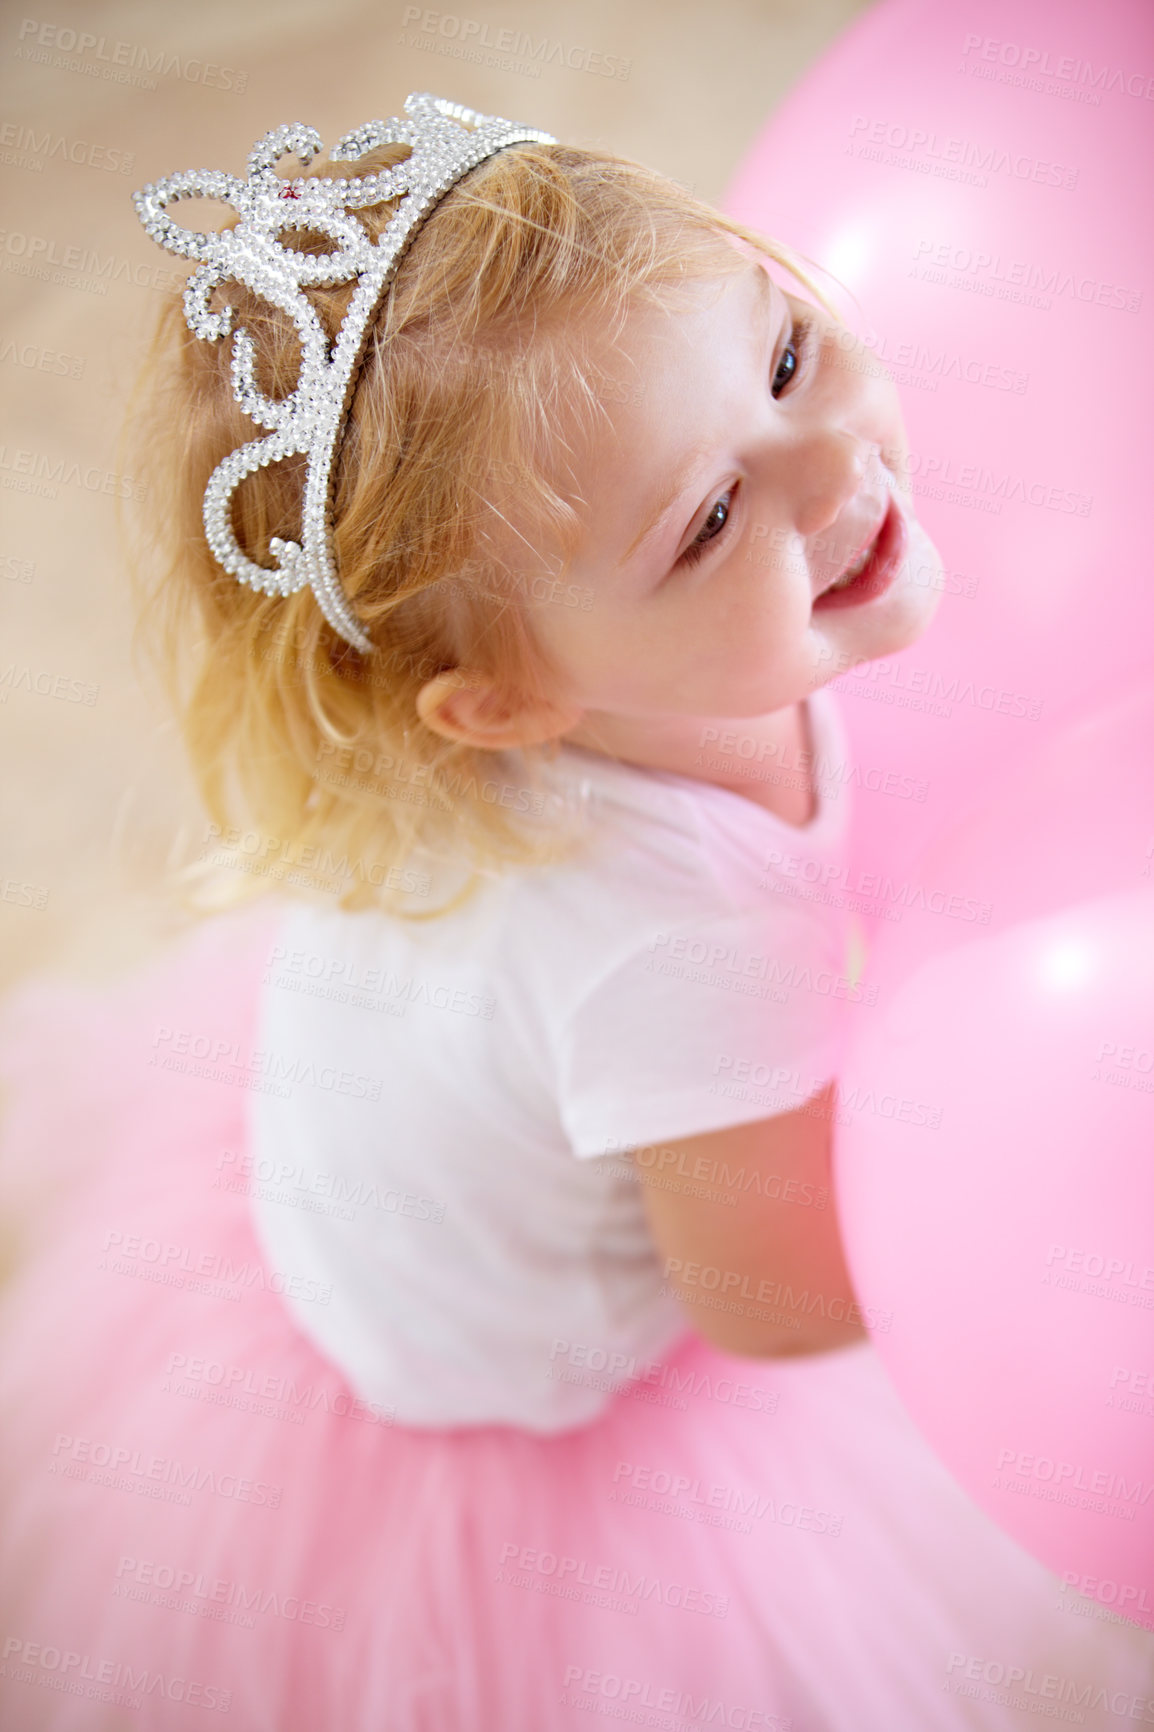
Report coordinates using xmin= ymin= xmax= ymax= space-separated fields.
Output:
xmin=132 ymin=93 xmax=556 ymax=653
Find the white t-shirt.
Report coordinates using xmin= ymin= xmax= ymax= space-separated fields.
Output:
xmin=245 ymin=686 xmax=863 ymax=1432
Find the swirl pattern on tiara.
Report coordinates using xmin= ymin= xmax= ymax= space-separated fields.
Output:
xmin=133 ymin=93 xmax=556 ymax=652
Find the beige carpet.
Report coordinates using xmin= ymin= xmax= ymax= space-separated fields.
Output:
xmin=1 ymin=0 xmax=870 ymax=991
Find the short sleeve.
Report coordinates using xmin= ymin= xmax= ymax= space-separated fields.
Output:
xmin=556 ymin=896 xmax=854 ymax=1159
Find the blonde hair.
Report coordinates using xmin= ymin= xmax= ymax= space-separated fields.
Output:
xmin=126 ymin=135 xmax=835 ymax=924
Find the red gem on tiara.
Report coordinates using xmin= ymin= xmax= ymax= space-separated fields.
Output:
xmin=280 ymin=185 xmax=301 ymax=198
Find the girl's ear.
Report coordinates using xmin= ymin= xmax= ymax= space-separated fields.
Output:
xmin=415 ymin=668 xmax=585 ymax=751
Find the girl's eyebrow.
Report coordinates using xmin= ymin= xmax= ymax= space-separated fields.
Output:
xmin=622 ymin=435 xmax=717 ymax=566
xmin=620 ymin=266 xmax=780 ymax=569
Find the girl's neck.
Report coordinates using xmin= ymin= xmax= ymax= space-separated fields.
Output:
xmin=557 ymin=699 xmax=817 ymax=826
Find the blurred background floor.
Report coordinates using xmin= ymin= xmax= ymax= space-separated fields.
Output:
xmin=0 ymin=0 xmax=871 ymax=991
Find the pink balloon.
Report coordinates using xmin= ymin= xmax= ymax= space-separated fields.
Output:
xmin=723 ymin=0 xmax=1154 ymax=932
xmin=857 ymin=678 xmax=1154 ymax=984
xmin=834 ymin=686 xmax=1154 ymax=1625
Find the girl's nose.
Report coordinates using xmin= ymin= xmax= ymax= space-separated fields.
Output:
xmin=791 ymin=428 xmax=875 ymax=541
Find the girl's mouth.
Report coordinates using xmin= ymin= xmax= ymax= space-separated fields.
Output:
xmin=812 ymin=497 xmax=907 ymax=611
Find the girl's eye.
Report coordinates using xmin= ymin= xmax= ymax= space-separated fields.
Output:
xmin=679 ymin=487 xmax=736 ymax=569
xmin=673 ymin=311 xmax=815 ymax=574
xmin=772 ymin=311 xmax=814 ymax=399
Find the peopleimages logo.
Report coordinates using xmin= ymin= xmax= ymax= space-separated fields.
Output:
xmin=98 ymin=1228 xmax=333 ymax=1308
xmin=398 ymin=7 xmax=632 ymax=79
xmin=945 ymin=1651 xmax=1154 ymax=1723
xmin=495 ymin=1544 xmax=729 ymax=1619
xmin=1060 ymin=1567 xmax=1152 ymax=1618
xmin=114 ymin=1555 xmax=347 ymax=1631
xmin=14 ymin=18 xmax=248 ymax=92
xmin=911 ymin=238 xmax=1140 ymax=315
xmin=0 ymin=441 xmax=146 ymax=499
xmin=994 ymin=1448 xmax=1153 ymax=1522
xmin=149 ymin=1024 xmax=383 ymax=1102
xmin=546 ymin=1339 xmax=781 ymax=1413
xmin=48 ymin=1431 xmax=283 ymax=1509
xmin=847 ymin=114 xmax=1080 ymax=190
xmin=0 ymin=1634 xmax=231 ymax=1714
xmin=647 ymin=931 xmax=878 ymax=1006
xmin=1 ymin=338 xmax=85 ymax=378
xmin=560 ymin=1666 xmax=790 ymax=1731
xmin=0 ymin=122 xmax=134 ymax=174
xmin=960 ymin=32 xmax=1154 ymax=103
xmin=610 ymin=1461 xmax=843 ymax=1538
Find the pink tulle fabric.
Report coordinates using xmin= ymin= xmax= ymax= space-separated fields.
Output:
xmin=0 ymin=907 xmax=1150 ymax=1730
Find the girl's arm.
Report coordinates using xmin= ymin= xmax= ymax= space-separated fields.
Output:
xmin=633 ymin=1081 xmax=868 ymax=1358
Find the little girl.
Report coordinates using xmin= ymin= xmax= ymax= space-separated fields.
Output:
xmin=0 ymin=93 xmax=1150 ymax=1731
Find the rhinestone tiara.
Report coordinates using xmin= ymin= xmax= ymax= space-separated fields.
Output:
xmin=132 ymin=93 xmax=556 ymax=653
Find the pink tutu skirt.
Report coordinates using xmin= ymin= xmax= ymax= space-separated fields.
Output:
xmin=0 ymin=906 xmax=1150 ymax=1731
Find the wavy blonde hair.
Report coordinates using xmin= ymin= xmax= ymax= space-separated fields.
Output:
xmin=125 ymin=133 xmax=835 ymax=923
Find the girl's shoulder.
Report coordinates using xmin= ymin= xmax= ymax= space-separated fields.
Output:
xmin=259 ymin=686 xmax=854 ymax=1024
xmin=534 ymin=682 xmax=852 ymax=882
